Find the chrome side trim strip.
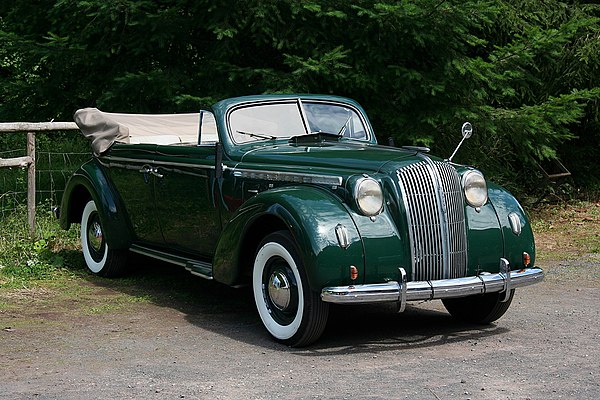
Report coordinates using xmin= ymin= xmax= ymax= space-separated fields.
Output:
xmin=103 ymin=156 xmax=217 ymax=170
xmin=153 ymin=159 xmax=216 ymax=170
xmin=321 ymin=267 xmax=544 ymax=305
xmin=102 ymin=156 xmax=155 ymax=165
xmin=232 ymin=168 xmax=343 ymax=186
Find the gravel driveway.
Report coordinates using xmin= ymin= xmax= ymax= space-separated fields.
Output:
xmin=1 ymin=255 xmax=599 ymax=400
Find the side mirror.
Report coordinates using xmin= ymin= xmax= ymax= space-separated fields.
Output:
xmin=448 ymin=121 xmax=473 ymax=163
xmin=461 ymin=122 xmax=473 ymax=139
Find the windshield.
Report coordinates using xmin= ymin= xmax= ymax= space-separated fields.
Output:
xmin=229 ymin=100 xmax=369 ymax=143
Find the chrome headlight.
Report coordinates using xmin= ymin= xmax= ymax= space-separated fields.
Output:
xmin=355 ymin=177 xmax=383 ymax=216
xmin=462 ymin=170 xmax=488 ymax=207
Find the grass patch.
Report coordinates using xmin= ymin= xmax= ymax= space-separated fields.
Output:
xmin=531 ymin=200 xmax=600 ymax=260
xmin=530 ymin=200 xmax=600 ymax=286
xmin=0 ymin=205 xmax=83 ymax=288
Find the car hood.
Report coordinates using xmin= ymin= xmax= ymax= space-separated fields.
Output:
xmin=235 ymin=141 xmax=432 ymax=176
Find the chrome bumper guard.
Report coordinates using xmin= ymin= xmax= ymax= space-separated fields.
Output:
xmin=321 ymin=260 xmax=543 ymax=309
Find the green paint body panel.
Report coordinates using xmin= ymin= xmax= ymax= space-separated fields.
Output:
xmin=213 ymin=185 xmax=364 ymax=288
xmin=488 ymin=183 xmax=536 ymax=269
xmin=61 ymin=93 xmax=537 ymax=292
xmin=60 ymin=159 xmax=134 ymax=249
xmin=464 ymin=203 xmax=504 ymax=274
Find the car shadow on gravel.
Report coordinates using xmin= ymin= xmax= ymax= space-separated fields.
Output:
xmin=70 ymin=253 xmax=509 ymax=352
xmin=301 ymin=304 xmax=508 ymax=355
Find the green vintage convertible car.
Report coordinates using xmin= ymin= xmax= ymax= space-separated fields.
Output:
xmin=59 ymin=94 xmax=543 ymax=346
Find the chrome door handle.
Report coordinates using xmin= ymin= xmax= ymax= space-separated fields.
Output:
xmin=150 ymin=167 xmax=163 ymax=178
xmin=138 ymin=165 xmax=163 ymax=178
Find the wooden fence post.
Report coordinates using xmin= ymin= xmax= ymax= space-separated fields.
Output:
xmin=27 ymin=132 xmax=36 ymax=238
xmin=0 ymin=122 xmax=78 ymax=241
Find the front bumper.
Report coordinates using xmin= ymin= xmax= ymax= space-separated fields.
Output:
xmin=321 ymin=261 xmax=543 ymax=310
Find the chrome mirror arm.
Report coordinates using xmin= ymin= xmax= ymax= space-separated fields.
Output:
xmin=447 ymin=135 xmax=468 ymax=162
xmin=447 ymin=122 xmax=473 ymax=163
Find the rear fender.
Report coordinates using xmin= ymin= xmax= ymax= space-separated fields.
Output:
xmin=60 ymin=159 xmax=132 ymax=249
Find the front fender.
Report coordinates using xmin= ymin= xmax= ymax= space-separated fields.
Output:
xmin=60 ymin=159 xmax=133 ymax=249
xmin=212 ymin=185 xmax=364 ymax=289
xmin=487 ymin=183 xmax=536 ymax=269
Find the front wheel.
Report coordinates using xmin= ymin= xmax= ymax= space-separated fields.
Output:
xmin=252 ymin=231 xmax=329 ymax=347
xmin=80 ymin=199 xmax=127 ymax=277
xmin=442 ymin=290 xmax=515 ymax=324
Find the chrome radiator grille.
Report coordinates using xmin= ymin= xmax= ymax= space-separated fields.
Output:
xmin=397 ymin=160 xmax=468 ymax=281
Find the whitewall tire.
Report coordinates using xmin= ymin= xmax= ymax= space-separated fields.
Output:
xmin=252 ymin=231 xmax=328 ymax=347
xmin=80 ymin=200 xmax=127 ymax=277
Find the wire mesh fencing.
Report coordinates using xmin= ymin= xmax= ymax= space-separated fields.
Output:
xmin=0 ymin=131 xmax=89 ymax=221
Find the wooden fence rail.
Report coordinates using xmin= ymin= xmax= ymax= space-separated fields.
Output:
xmin=0 ymin=122 xmax=79 ymax=237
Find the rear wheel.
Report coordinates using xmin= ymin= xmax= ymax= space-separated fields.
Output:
xmin=442 ymin=290 xmax=515 ymax=324
xmin=80 ymin=200 xmax=127 ymax=277
xmin=252 ymin=231 xmax=329 ymax=347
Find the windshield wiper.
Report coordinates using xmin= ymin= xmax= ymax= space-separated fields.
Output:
xmin=337 ymin=115 xmax=352 ymax=136
xmin=236 ymin=130 xmax=278 ymax=140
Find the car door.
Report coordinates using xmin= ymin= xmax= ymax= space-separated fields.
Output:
xmin=103 ymin=144 xmax=164 ymax=245
xmin=152 ymin=143 xmax=222 ymax=258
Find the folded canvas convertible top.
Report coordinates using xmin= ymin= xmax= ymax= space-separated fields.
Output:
xmin=74 ymin=108 xmax=217 ymax=156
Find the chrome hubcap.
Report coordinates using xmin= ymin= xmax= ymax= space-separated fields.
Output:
xmin=88 ymin=221 xmax=103 ymax=252
xmin=268 ymin=271 xmax=291 ymax=311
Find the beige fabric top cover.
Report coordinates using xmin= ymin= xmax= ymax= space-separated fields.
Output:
xmin=74 ymin=108 xmax=216 ymax=156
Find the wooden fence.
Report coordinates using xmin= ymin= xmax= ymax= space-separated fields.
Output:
xmin=0 ymin=122 xmax=78 ymax=237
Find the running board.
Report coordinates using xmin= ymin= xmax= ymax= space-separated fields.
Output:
xmin=129 ymin=244 xmax=213 ymax=280
xmin=185 ymin=261 xmax=213 ymax=280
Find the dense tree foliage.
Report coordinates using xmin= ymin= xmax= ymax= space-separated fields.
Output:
xmin=1 ymin=0 xmax=598 ymax=194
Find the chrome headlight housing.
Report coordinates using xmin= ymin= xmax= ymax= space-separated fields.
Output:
xmin=355 ymin=177 xmax=384 ymax=216
xmin=462 ymin=170 xmax=488 ymax=207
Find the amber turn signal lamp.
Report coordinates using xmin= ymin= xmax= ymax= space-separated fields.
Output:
xmin=523 ymin=252 xmax=531 ymax=267
xmin=350 ymin=265 xmax=358 ymax=281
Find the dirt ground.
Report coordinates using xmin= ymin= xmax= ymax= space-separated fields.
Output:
xmin=1 ymin=209 xmax=599 ymax=399
xmin=1 ymin=256 xmax=598 ymax=400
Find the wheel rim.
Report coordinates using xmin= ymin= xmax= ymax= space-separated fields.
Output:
xmin=253 ymin=241 xmax=304 ymax=340
xmin=81 ymin=200 xmax=109 ymax=274
xmin=263 ymin=258 xmax=299 ymax=326
xmin=267 ymin=269 xmax=291 ymax=310
xmin=87 ymin=213 xmax=105 ymax=262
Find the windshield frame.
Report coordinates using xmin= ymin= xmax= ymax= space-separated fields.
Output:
xmin=225 ymin=98 xmax=373 ymax=145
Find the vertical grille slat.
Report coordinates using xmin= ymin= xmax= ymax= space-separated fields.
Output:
xmin=397 ymin=160 xmax=468 ymax=281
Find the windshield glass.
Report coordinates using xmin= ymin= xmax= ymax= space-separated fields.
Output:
xmin=199 ymin=111 xmax=218 ymax=144
xmin=303 ymin=103 xmax=367 ymax=140
xmin=229 ymin=100 xmax=369 ymax=143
